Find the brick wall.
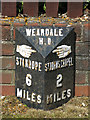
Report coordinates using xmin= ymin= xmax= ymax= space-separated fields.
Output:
xmin=74 ymin=23 xmax=90 ymax=96
xmin=1 ymin=2 xmax=83 ymax=18
xmin=0 ymin=21 xmax=89 ymax=96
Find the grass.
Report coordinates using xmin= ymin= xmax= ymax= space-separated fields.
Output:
xmin=1 ymin=96 xmax=89 ymax=119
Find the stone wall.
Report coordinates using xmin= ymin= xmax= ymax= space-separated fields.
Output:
xmin=0 ymin=21 xmax=89 ymax=96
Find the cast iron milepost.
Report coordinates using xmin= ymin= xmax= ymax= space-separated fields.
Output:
xmin=15 ymin=26 xmax=76 ymax=110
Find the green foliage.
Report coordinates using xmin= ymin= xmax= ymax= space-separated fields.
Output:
xmin=39 ymin=2 xmax=46 ymax=15
xmin=43 ymin=3 xmax=46 ymax=12
xmin=17 ymin=2 xmax=23 ymax=15
xmin=83 ymin=1 xmax=90 ymax=10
